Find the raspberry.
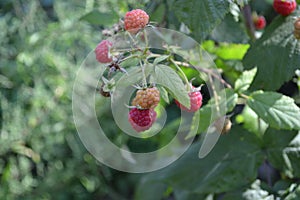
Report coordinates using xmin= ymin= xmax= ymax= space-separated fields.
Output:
xmin=254 ymin=16 xmax=266 ymax=30
xmin=124 ymin=9 xmax=149 ymax=34
xmin=128 ymin=108 xmax=157 ymax=132
xmin=175 ymin=88 xmax=203 ymax=112
xmin=294 ymin=18 xmax=300 ymax=29
xmin=294 ymin=18 xmax=300 ymax=39
xmin=273 ymin=0 xmax=297 ymax=16
xmin=95 ymin=40 xmax=113 ymax=63
xmin=131 ymin=87 xmax=160 ymax=109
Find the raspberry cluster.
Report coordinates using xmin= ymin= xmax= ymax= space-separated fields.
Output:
xmin=95 ymin=9 xmax=149 ymax=65
xmin=128 ymin=87 xmax=160 ymax=132
xmin=175 ymin=86 xmax=203 ymax=112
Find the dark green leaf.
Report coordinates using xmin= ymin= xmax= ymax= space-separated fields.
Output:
xmin=263 ymin=128 xmax=298 ymax=178
xmin=243 ymin=14 xmax=300 ymax=90
xmin=172 ymin=0 xmax=230 ymax=42
xmin=139 ymin=125 xmax=263 ymax=194
xmin=134 ymin=181 xmax=167 ymax=200
xmin=247 ymin=91 xmax=300 ymax=130
xmin=211 ymin=14 xmax=249 ymax=44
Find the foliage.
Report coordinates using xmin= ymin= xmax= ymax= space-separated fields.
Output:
xmin=0 ymin=0 xmax=300 ymax=200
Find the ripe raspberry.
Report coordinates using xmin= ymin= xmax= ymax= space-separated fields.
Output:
xmin=273 ymin=0 xmax=297 ymax=16
xmin=175 ymin=88 xmax=203 ymax=112
xmin=95 ymin=40 xmax=113 ymax=63
xmin=128 ymin=108 xmax=157 ymax=132
xmin=254 ymin=16 xmax=266 ymax=30
xmin=132 ymin=87 xmax=160 ymax=109
xmin=124 ymin=9 xmax=149 ymax=34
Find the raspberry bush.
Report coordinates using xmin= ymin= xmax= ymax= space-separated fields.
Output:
xmin=1 ymin=0 xmax=300 ymax=199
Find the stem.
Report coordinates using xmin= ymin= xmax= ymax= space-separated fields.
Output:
xmin=239 ymin=93 xmax=249 ymax=99
xmin=208 ymin=74 xmax=220 ymax=114
xmin=142 ymin=29 xmax=149 ymax=55
xmin=139 ymin=61 xmax=147 ymax=87
xmin=241 ymin=4 xmax=256 ymax=41
xmin=173 ymin=61 xmax=232 ymax=89
xmin=170 ymin=58 xmax=191 ymax=91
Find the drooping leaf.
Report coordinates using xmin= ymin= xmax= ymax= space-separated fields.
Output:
xmin=153 ymin=55 xmax=169 ymax=66
xmin=172 ymin=0 xmax=230 ymax=42
xmin=157 ymin=85 xmax=169 ymax=104
xmin=154 ymin=64 xmax=190 ymax=108
xmin=138 ymin=125 xmax=263 ymax=194
xmin=247 ymin=91 xmax=300 ymax=130
xmin=243 ymin=14 xmax=300 ymax=90
xmin=234 ymin=67 xmax=257 ymax=93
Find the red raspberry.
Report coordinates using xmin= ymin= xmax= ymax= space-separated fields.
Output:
xmin=95 ymin=40 xmax=113 ymax=63
xmin=273 ymin=0 xmax=297 ymax=16
xmin=254 ymin=16 xmax=266 ymax=30
xmin=128 ymin=108 xmax=157 ymax=132
xmin=124 ymin=9 xmax=149 ymax=34
xmin=131 ymin=87 xmax=160 ymax=109
xmin=175 ymin=88 xmax=203 ymax=112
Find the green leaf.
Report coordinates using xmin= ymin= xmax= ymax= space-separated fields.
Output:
xmin=234 ymin=67 xmax=257 ymax=93
xmin=153 ymin=55 xmax=169 ymax=66
xmin=80 ymin=10 xmax=119 ymax=26
xmin=157 ymin=85 xmax=169 ymax=104
xmin=263 ymin=128 xmax=298 ymax=178
xmin=284 ymin=184 xmax=300 ymax=200
xmin=247 ymin=91 xmax=300 ymax=130
xmin=154 ymin=64 xmax=190 ymax=108
xmin=134 ymin=181 xmax=167 ymax=200
xmin=215 ymin=43 xmax=250 ymax=60
xmin=185 ymin=110 xmax=200 ymax=139
xmin=139 ymin=125 xmax=263 ymax=194
xmin=172 ymin=0 xmax=230 ymax=42
xmin=243 ymin=14 xmax=300 ymax=90
xmin=235 ymin=105 xmax=268 ymax=136
xmin=199 ymin=88 xmax=238 ymax=133
xmin=211 ymin=14 xmax=249 ymax=44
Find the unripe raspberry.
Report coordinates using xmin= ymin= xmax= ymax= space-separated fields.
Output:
xmin=128 ymin=108 xmax=157 ymax=132
xmin=175 ymin=87 xmax=203 ymax=112
xmin=95 ymin=40 xmax=113 ymax=63
xmin=273 ymin=0 xmax=297 ymax=16
xmin=254 ymin=16 xmax=266 ymax=30
xmin=294 ymin=18 xmax=300 ymax=30
xmin=294 ymin=18 xmax=300 ymax=39
xmin=124 ymin=9 xmax=149 ymax=34
xmin=132 ymin=87 xmax=160 ymax=109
